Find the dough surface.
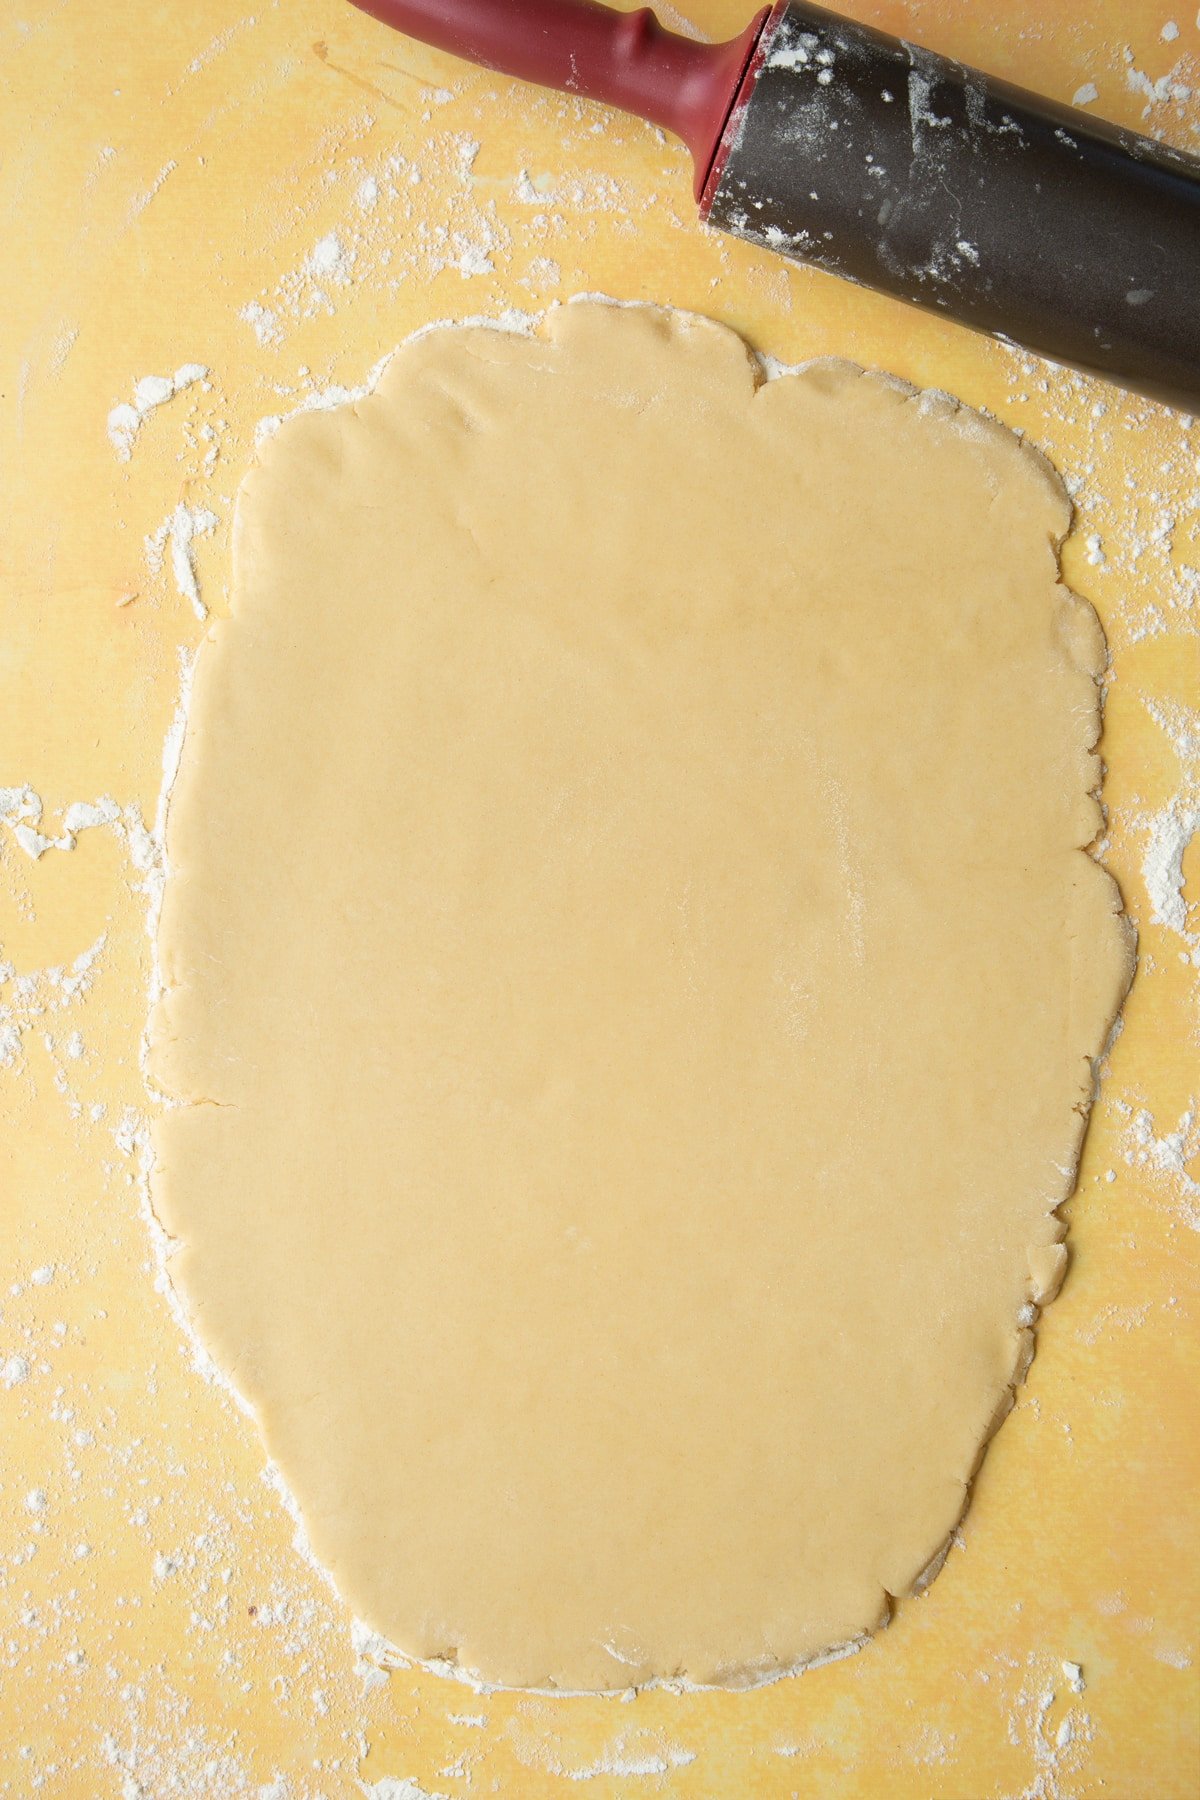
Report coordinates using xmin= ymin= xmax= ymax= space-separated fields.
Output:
xmin=150 ymin=302 xmax=1132 ymax=1691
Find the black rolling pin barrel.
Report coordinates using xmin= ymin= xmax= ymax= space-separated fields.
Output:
xmin=705 ymin=3 xmax=1200 ymax=409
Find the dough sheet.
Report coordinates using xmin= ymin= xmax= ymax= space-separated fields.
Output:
xmin=150 ymin=303 xmax=1132 ymax=1690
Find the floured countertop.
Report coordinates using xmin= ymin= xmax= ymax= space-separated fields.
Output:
xmin=1 ymin=0 xmax=1198 ymax=1795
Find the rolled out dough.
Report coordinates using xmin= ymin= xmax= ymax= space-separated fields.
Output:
xmin=150 ymin=302 xmax=1132 ymax=1691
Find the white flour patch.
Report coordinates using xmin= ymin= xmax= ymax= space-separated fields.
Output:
xmin=1121 ymin=1104 xmax=1200 ymax=1228
xmin=0 ymin=935 xmax=108 ymax=1073
xmin=1143 ymin=804 xmax=1199 ymax=936
xmin=997 ymin=1650 xmax=1096 ymax=1799
xmin=63 ymin=798 xmax=121 ymax=834
xmin=102 ymin=1714 xmax=258 ymax=1800
xmin=128 ymin=156 xmax=178 ymax=220
xmin=1076 ymin=1299 xmax=1152 ymax=1344
xmin=2 ymin=791 xmax=122 ymax=861
xmin=1123 ymin=43 xmax=1192 ymax=114
xmin=230 ymin=116 xmax=611 ymax=359
xmin=359 ymin=1778 xmax=446 ymax=1800
xmin=655 ymin=2 xmax=709 ymax=37
xmin=49 ymin=322 xmax=80 ymax=374
xmin=147 ymin=505 xmax=219 ymax=618
xmin=107 ymin=363 xmax=209 ymax=459
xmin=350 ymin=1619 xmax=394 ymax=1692
xmin=306 ymin=231 xmax=355 ymax=283
xmin=456 ymin=239 xmax=495 ymax=278
xmin=13 ymin=823 xmax=74 ymax=860
xmin=240 ymin=300 xmax=284 ymax=347
xmin=0 ymin=678 xmax=194 ymax=1079
xmin=0 ymin=784 xmax=41 ymax=825
xmin=508 ymin=1720 xmax=698 ymax=1783
xmin=1138 ymin=696 xmax=1200 ymax=959
xmin=172 ymin=12 xmax=260 ymax=86
xmin=2 ymin=787 xmax=67 ymax=858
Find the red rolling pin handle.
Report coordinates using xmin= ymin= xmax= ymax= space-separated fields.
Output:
xmin=348 ymin=0 xmax=767 ymax=198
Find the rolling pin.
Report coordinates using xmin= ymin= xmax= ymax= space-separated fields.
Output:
xmin=347 ymin=0 xmax=1200 ymax=412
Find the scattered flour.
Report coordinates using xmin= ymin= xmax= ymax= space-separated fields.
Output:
xmin=129 ymin=156 xmax=179 ymax=221
xmin=508 ymin=1721 xmax=697 ymax=1783
xmin=306 ymin=231 xmax=355 ymax=283
xmin=359 ymin=1780 xmax=445 ymax=1800
xmin=1123 ymin=1105 xmax=1200 ymax=1228
xmin=2 ymin=789 xmax=152 ymax=866
xmin=2 ymin=785 xmax=71 ymax=857
xmin=1122 ymin=43 xmax=1192 ymax=114
xmin=107 ymin=363 xmax=209 ymax=459
xmin=1142 ymin=804 xmax=1199 ymax=936
xmin=145 ymin=505 xmax=219 ymax=618
xmin=0 ymin=920 xmax=120 ymax=1074
xmin=240 ymin=300 xmax=284 ymax=347
xmin=231 ymin=121 xmax=572 ymax=352
xmin=13 ymin=820 xmax=74 ymax=859
xmin=456 ymin=240 xmax=495 ymax=278
xmin=998 ymin=1652 xmax=1096 ymax=1799
xmin=169 ymin=505 xmax=219 ymax=620
xmin=350 ymin=1618 xmax=397 ymax=1692
xmin=174 ymin=12 xmax=260 ymax=85
xmin=1076 ymin=1299 xmax=1153 ymax=1344
xmin=1138 ymin=696 xmax=1200 ymax=958
xmin=63 ymin=798 xmax=121 ymax=833
xmin=0 ymin=784 xmax=41 ymax=824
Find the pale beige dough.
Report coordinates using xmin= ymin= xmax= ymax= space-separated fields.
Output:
xmin=150 ymin=302 xmax=1132 ymax=1691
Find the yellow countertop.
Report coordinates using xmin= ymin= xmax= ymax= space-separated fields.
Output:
xmin=2 ymin=2 xmax=1198 ymax=1795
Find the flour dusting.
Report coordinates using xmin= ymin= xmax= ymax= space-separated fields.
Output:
xmin=1122 ymin=1104 xmax=1200 ymax=1229
xmin=107 ymin=362 xmax=209 ymax=459
xmin=359 ymin=1778 xmax=445 ymax=1800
